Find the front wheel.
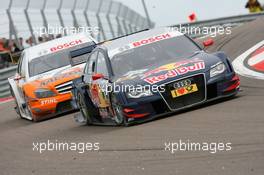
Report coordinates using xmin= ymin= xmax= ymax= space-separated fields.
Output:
xmin=10 ymin=88 xmax=22 ymax=118
xmin=112 ymin=103 xmax=129 ymax=126
xmin=77 ymin=92 xmax=92 ymax=125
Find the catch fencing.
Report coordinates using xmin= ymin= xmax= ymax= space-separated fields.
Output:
xmin=0 ymin=66 xmax=17 ymax=98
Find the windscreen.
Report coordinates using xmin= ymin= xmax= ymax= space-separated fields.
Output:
xmin=29 ymin=42 xmax=95 ymax=77
xmin=29 ymin=51 xmax=70 ymax=77
xmin=111 ymin=35 xmax=201 ymax=77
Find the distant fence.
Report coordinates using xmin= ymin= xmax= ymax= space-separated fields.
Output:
xmin=1 ymin=0 xmax=153 ymax=47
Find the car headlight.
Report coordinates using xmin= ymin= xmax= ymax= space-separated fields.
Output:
xmin=35 ymin=88 xmax=56 ymax=98
xmin=210 ymin=62 xmax=226 ymax=78
xmin=126 ymin=87 xmax=153 ymax=99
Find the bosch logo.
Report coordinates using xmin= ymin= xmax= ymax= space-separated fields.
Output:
xmin=50 ymin=39 xmax=83 ymax=52
xmin=173 ymin=79 xmax=192 ymax=89
xmin=132 ymin=33 xmax=171 ymax=47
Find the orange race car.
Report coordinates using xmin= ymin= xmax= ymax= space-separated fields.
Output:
xmin=8 ymin=34 xmax=97 ymax=121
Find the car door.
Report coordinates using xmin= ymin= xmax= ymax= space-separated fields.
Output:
xmin=83 ymin=50 xmax=98 ymax=86
xmin=90 ymin=51 xmax=111 ymax=109
xmin=15 ymin=53 xmax=27 ymax=102
xmin=83 ymin=51 xmax=100 ymax=106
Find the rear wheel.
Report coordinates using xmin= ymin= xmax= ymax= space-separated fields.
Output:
xmin=77 ymin=92 xmax=92 ymax=125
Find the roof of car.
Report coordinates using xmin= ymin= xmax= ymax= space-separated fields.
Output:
xmin=24 ymin=33 xmax=96 ymax=62
xmin=102 ymin=28 xmax=183 ymax=53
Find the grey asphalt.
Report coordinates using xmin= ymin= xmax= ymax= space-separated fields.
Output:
xmin=0 ymin=18 xmax=264 ymax=175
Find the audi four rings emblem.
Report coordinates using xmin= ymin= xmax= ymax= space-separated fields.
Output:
xmin=173 ymin=79 xmax=192 ymax=89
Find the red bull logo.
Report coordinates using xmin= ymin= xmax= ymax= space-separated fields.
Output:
xmin=143 ymin=58 xmax=204 ymax=78
xmin=143 ymin=60 xmax=205 ymax=84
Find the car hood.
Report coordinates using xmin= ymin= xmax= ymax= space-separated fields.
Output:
xmin=114 ymin=52 xmax=222 ymax=86
xmin=26 ymin=64 xmax=85 ymax=89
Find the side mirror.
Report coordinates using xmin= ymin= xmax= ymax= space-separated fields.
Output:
xmin=81 ymin=74 xmax=84 ymax=81
xmin=92 ymin=73 xmax=104 ymax=81
xmin=203 ymin=38 xmax=214 ymax=47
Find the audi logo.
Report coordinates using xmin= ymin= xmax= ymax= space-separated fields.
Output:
xmin=173 ymin=79 xmax=192 ymax=89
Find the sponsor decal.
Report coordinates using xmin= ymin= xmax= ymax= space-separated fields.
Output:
xmin=233 ymin=40 xmax=264 ymax=80
xmin=143 ymin=58 xmax=203 ymax=78
xmin=35 ymin=37 xmax=92 ymax=57
xmin=108 ymin=31 xmax=182 ymax=57
xmin=171 ymin=84 xmax=198 ymax=98
xmin=132 ymin=33 xmax=172 ymax=47
xmin=40 ymin=69 xmax=82 ymax=86
xmin=143 ymin=59 xmax=205 ymax=84
xmin=90 ymin=84 xmax=100 ymax=106
xmin=50 ymin=39 xmax=83 ymax=52
xmin=40 ymin=99 xmax=57 ymax=106
xmin=38 ymin=49 xmax=49 ymax=56
xmin=116 ymin=69 xmax=148 ymax=82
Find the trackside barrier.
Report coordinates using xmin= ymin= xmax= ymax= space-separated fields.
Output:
xmin=0 ymin=66 xmax=17 ymax=98
xmin=172 ymin=12 xmax=264 ymax=38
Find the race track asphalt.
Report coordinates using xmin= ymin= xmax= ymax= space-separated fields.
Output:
xmin=0 ymin=18 xmax=264 ymax=175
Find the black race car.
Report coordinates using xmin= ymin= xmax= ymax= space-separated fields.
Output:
xmin=72 ymin=28 xmax=240 ymax=126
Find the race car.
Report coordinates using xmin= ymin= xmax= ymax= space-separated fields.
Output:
xmin=8 ymin=33 xmax=97 ymax=121
xmin=72 ymin=28 xmax=240 ymax=126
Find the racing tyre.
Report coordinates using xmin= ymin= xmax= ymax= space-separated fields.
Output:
xmin=77 ymin=92 xmax=92 ymax=125
xmin=112 ymin=103 xmax=129 ymax=126
xmin=27 ymin=105 xmax=36 ymax=122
